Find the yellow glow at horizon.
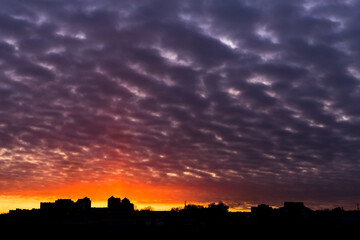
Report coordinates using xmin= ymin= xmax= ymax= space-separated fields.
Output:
xmin=0 ymin=197 xmax=248 ymax=214
xmin=0 ymin=196 xmax=45 ymax=214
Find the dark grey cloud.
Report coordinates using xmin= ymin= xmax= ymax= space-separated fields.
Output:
xmin=1 ymin=0 xmax=360 ymax=209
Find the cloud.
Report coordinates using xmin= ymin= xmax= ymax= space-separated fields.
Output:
xmin=1 ymin=0 xmax=360 ymax=208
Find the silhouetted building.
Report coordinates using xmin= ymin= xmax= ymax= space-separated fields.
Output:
xmin=121 ymin=197 xmax=135 ymax=211
xmin=40 ymin=202 xmax=55 ymax=211
xmin=107 ymin=196 xmax=134 ymax=212
xmin=108 ymin=196 xmax=121 ymax=210
xmin=251 ymin=204 xmax=273 ymax=217
xmin=76 ymin=197 xmax=91 ymax=211
xmin=40 ymin=198 xmax=91 ymax=212
xmin=55 ymin=199 xmax=75 ymax=211
xmin=280 ymin=202 xmax=313 ymax=221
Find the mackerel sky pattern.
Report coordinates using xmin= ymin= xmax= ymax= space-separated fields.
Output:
xmin=1 ymin=0 xmax=360 ymax=209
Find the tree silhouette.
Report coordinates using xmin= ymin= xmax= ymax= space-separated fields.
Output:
xmin=208 ymin=201 xmax=229 ymax=214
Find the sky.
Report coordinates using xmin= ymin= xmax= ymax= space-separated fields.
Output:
xmin=1 ymin=0 xmax=360 ymax=212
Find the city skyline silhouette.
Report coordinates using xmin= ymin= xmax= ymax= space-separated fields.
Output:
xmin=2 ymin=195 xmax=360 ymax=237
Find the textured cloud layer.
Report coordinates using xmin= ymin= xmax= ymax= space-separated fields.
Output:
xmin=1 ymin=0 xmax=360 ymax=208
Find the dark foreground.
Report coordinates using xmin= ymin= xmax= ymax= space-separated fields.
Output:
xmin=1 ymin=207 xmax=360 ymax=238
